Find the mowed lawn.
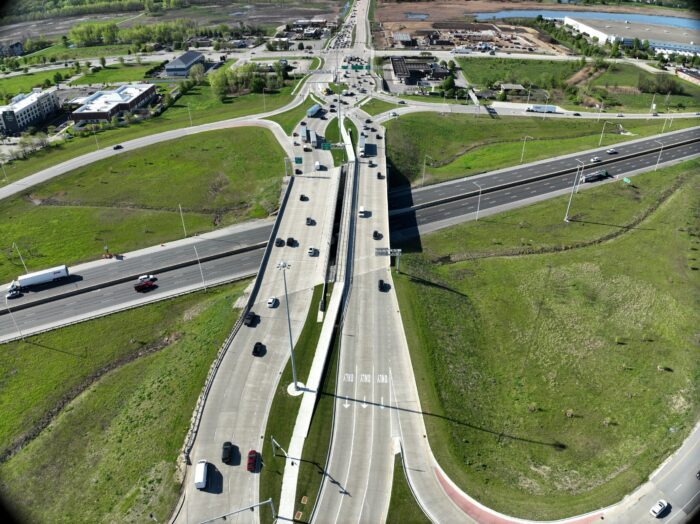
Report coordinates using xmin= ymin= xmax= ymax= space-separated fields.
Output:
xmin=361 ymin=97 xmax=398 ymax=116
xmin=0 ymin=68 xmax=75 ymax=96
xmin=0 ymin=127 xmax=285 ymax=283
xmin=1 ymin=82 xmax=300 ymax=186
xmin=393 ymin=160 xmax=700 ymax=519
xmin=0 ymin=281 xmax=247 ymax=523
xmin=70 ymin=63 xmax=158 ymax=85
xmin=266 ymin=96 xmax=316 ymax=134
xmin=385 ymin=112 xmax=699 ymax=186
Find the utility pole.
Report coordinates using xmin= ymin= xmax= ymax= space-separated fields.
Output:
xmin=421 ymin=154 xmax=433 ymax=188
xmin=654 ymin=140 xmax=664 ymax=171
xmin=598 ymin=121 xmax=614 ymax=146
xmin=564 ymin=160 xmax=585 ymax=221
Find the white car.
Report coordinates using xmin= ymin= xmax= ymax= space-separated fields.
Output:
xmin=307 ymin=247 xmax=316 ymax=257
xmin=649 ymin=499 xmax=668 ymax=517
xmin=138 ymin=274 xmax=157 ymax=282
xmin=390 ymin=111 xmax=398 ymax=117
xmin=606 ymin=148 xmax=617 ymax=154
xmin=590 ymin=156 xmax=601 ymax=163
xmin=267 ymin=297 xmax=278 ymax=308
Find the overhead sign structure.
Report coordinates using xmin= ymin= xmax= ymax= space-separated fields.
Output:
xmin=375 ymin=247 xmax=403 ymax=272
xmin=322 ymin=142 xmax=331 ymax=151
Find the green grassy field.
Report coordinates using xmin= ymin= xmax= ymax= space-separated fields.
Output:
xmin=386 ymin=455 xmax=430 ymax=524
xmin=0 ymin=127 xmax=285 ymax=284
xmin=362 ymin=97 xmax=398 ymax=116
xmin=1 ymin=82 xmax=300 ymax=186
xmin=0 ymin=281 xmax=248 ymax=523
xmin=266 ymin=96 xmax=317 ymax=134
xmin=69 ymin=63 xmax=158 ymax=85
xmin=259 ymin=285 xmax=329 ymax=523
xmin=0 ymin=68 xmax=75 ymax=96
xmin=385 ymin=112 xmax=699 ymax=186
xmin=457 ymin=57 xmax=580 ymax=88
xmin=590 ymin=63 xmax=700 ymax=111
xmin=25 ymin=43 xmax=135 ymax=63
xmin=393 ymin=160 xmax=700 ymax=519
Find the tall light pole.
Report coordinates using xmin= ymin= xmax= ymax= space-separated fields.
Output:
xmin=473 ymin=181 xmax=482 ymax=221
xmin=542 ymin=92 xmax=549 ymax=121
xmin=574 ymin=158 xmax=585 ymax=193
xmin=277 ymin=261 xmax=299 ymax=392
xmin=654 ymin=140 xmax=664 ymax=171
xmin=4 ymin=296 xmax=24 ymax=342
xmin=598 ymin=121 xmax=614 ymax=146
xmin=520 ymin=135 xmax=534 ymax=164
xmin=421 ymin=154 xmax=434 ymax=188
xmin=178 ymin=203 xmax=188 ymax=237
xmin=564 ymin=160 xmax=585 ymax=221
xmin=12 ymin=242 xmax=28 ymax=274
xmin=92 ymin=128 xmax=99 ymax=150
xmin=596 ymin=101 xmax=605 ymax=122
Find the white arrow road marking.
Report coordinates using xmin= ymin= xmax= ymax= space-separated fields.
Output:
xmin=361 ymin=396 xmax=368 ymax=408
xmin=343 ymin=396 xmax=350 ymax=408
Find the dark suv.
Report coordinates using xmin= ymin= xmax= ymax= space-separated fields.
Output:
xmin=252 ymin=342 xmax=265 ymax=357
xmin=286 ymin=237 xmax=295 ymax=247
xmin=222 ymin=441 xmax=233 ymax=464
xmin=243 ymin=311 xmax=256 ymax=327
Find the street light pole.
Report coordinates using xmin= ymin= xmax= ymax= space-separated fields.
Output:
xmin=564 ymin=160 xmax=584 ymax=221
xmin=12 ymin=242 xmax=28 ymax=274
xmin=4 ymin=296 xmax=24 ymax=342
xmin=178 ymin=203 xmax=188 ymax=237
xmin=520 ymin=135 xmax=534 ymax=164
xmin=654 ymin=140 xmax=664 ymax=171
xmin=421 ymin=154 xmax=433 ymax=188
xmin=193 ymin=245 xmax=206 ymax=291
xmin=596 ymin=101 xmax=605 ymax=122
xmin=277 ymin=261 xmax=299 ymax=391
xmin=1 ymin=162 xmax=7 ymax=182
xmin=474 ymin=181 xmax=482 ymax=221
xmin=92 ymin=129 xmax=99 ymax=150
xmin=598 ymin=121 xmax=614 ymax=146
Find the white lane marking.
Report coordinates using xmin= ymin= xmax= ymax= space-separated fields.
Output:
xmin=332 ymin=363 xmax=359 ymax=522
xmin=673 ymin=483 xmax=683 ymax=492
xmin=357 ymin=363 xmax=377 ymax=522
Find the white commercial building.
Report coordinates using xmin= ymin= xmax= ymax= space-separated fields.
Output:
xmin=70 ymin=83 xmax=156 ymax=124
xmin=564 ymin=17 xmax=620 ymax=44
xmin=0 ymin=88 xmax=60 ymax=135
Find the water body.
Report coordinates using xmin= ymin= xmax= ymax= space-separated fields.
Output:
xmin=406 ymin=13 xmax=430 ymax=21
xmin=473 ymin=10 xmax=700 ymax=31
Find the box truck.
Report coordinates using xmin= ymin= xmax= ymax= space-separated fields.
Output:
xmin=194 ymin=460 xmax=208 ymax=490
xmin=8 ymin=265 xmax=69 ymax=293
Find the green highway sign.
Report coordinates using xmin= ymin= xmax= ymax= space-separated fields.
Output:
xmin=295 ymin=156 xmax=303 ymax=164
xmin=322 ymin=142 xmax=331 ymax=150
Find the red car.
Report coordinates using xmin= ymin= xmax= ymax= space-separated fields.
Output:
xmin=247 ymin=450 xmax=258 ymax=472
xmin=134 ymin=280 xmax=156 ymax=292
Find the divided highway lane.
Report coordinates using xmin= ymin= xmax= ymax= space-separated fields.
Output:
xmin=2 ymin=221 xmax=273 ymax=309
xmin=0 ymin=247 xmax=265 ymax=341
xmin=389 ymin=126 xmax=700 ymax=211
xmin=391 ymin=140 xmax=700 ymax=234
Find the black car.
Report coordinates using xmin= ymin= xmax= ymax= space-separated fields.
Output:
xmin=376 ymin=134 xmax=382 ymax=140
xmin=113 ymin=144 xmax=123 ymax=150
xmin=372 ymin=230 xmax=381 ymax=240
xmin=243 ymin=311 xmax=256 ymax=327
xmin=378 ymin=279 xmax=385 ymax=291
xmin=573 ymin=112 xmax=581 ymax=116
xmin=365 ymin=118 xmax=372 ymax=124
xmin=222 ymin=441 xmax=233 ymax=463
xmin=300 ymin=194 xmax=309 ymax=201
xmin=275 ymin=237 xmax=285 ymax=247
xmin=252 ymin=342 xmax=265 ymax=357
xmin=377 ymin=172 xmax=383 ymax=179
xmin=329 ymin=108 xmax=336 ymax=112
xmin=286 ymin=237 xmax=295 ymax=246
xmin=306 ymin=217 xmax=315 ymax=226
xmin=295 ymin=168 xmax=302 ymax=174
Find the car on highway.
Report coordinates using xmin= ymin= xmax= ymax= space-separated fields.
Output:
xmin=377 ymin=172 xmax=383 ymax=179
xmin=365 ymin=118 xmax=372 ymax=123
xmin=286 ymin=237 xmax=295 ymax=247
xmin=303 ymin=146 xmax=312 ymax=152
xmin=295 ymin=168 xmax=302 ymax=174
xmin=307 ymin=247 xmax=317 ymax=257
xmin=222 ymin=441 xmax=233 ymax=464
xmin=194 ymin=460 xmax=208 ymax=490
xmin=113 ymin=144 xmax=123 ymax=150
xmin=649 ymin=500 xmax=668 ymax=517
xmin=376 ymin=134 xmax=382 ymax=140
xmin=134 ymin=280 xmax=156 ymax=292
xmin=300 ymin=194 xmax=309 ymax=201
xmin=138 ymin=274 xmax=157 ymax=282
xmin=306 ymin=217 xmax=315 ymax=226
xmin=572 ymin=112 xmax=581 ymax=116
xmin=398 ymin=100 xmax=406 ymax=105
xmin=247 ymin=450 xmax=259 ymax=472
xmin=390 ymin=111 xmax=398 ymax=117
xmin=243 ymin=311 xmax=256 ymax=327
xmin=617 ymin=113 xmax=624 ymax=117
xmin=590 ymin=156 xmax=601 ymax=163
xmin=267 ymin=297 xmax=278 ymax=308
xmin=378 ymin=279 xmax=385 ymax=292
xmin=606 ymin=148 xmax=617 ymax=154
xmin=252 ymin=341 xmax=265 ymax=357
xmin=275 ymin=237 xmax=285 ymax=247
xmin=373 ymin=230 xmax=381 ymax=240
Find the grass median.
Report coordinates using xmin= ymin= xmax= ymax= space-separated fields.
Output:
xmin=259 ymin=284 xmax=333 ymax=523
xmin=0 ymin=127 xmax=285 ymax=284
xmin=393 ymin=160 xmax=700 ymax=519
xmin=0 ymin=280 xmax=249 ymax=523
xmin=266 ymin=96 xmax=317 ymax=135
xmin=325 ymin=117 xmax=345 ymax=166
xmin=386 ymin=455 xmax=430 ymax=524
xmin=362 ymin=97 xmax=398 ymax=117
xmin=385 ymin=112 xmax=699 ymax=187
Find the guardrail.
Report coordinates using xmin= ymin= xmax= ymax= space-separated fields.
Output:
xmin=182 ymin=175 xmax=295 ymax=464
xmin=0 ymin=242 xmax=266 ymax=317
xmin=390 ymin=135 xmax=700 ymax=217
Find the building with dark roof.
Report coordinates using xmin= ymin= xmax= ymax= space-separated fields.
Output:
xmin=391 ymin=57 xmax=451 ymax=84
xmin=165 ymin=51 xmax=205 ymax=77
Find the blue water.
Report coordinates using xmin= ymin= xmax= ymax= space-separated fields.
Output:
xmin=406 ymin=12 xmax=429 ymax=21
xmin=473 ymin=10 xmax=700 ymax=31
